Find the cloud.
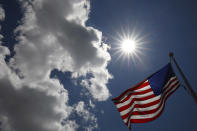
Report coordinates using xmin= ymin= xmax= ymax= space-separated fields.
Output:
xmin=74 ymin=101 xmax=98 ymax=131
xmin=0 ymin=5 xmax=5 ymax=40
xmin=62 ymin=120 xmax=79 ymax=131
xmin=0 ymin=45 xmax=74 ymax=131
xmin=0 ymin=0 xmax=112 ymax=130
xmin=0 ymin=77 xmax=72 ymax=131
xmin=0 ymin=46 xmax=11 ymax=77
xmin=0 ymin=5 xmax=5 ymax=21
xmin=89 ymin=100 xmax=95 ymax=109
xmin=12 ymin=0 xmax=112 ymax=101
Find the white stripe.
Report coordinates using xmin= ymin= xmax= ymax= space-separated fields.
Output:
xmin=135 ymin=82 xmax=150 ymax=91
xmin=132 ymin=80 xmax=179 ymax=112
xmin=118 ymin=81 xmax=150 ymax=101
xmin=123 ymin=119 xmax=127 ymax=123
xmin=116 ymin=86 xmax=152 ymax=108
xmin=120 ymin=79 xmax=179 ymax=117
xmin=119 ymin=78 xmax=179 ymax=114
xmin=130 ymin=83 xmax=179 ymax=119
xmin=122 ymin=82 xmax=180 ymax=124
xmin=120 ymin=94 xmax=161 ymax=116
xmin=163 ymin=76 xmax=177 ymax=90
xmin=163 ymin=79 xmax=179 ymax=94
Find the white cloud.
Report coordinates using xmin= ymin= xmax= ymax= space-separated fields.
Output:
xmin=89 ymin=100 xmax=95 ymax=109
xmin=0 ymin=5 xmax=5 ymax=41
xmin=0 ymin=5 xmax=5 ymax=21
xmin=0 ymin=77 xmax=72 ymax=131
xmin=0 ymin=46 xmax=74 ymax=131
xmin=75 ymin=101 xmax=98 ymax=131
xmin=0 ymin=0 xmax=112 ymax=130
xmin=63 ymin=120 xmax=79 ymax=131
xmin=12 ymin=0 xmax=112 ymax=101
xmin=0 ymin=45 xmax=74 ymax=131
xmin=0 ymin=46 xmax=10 ymax=77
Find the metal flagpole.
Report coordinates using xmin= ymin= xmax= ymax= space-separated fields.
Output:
xmin=169 ymin=52 xmax=197 ymax=105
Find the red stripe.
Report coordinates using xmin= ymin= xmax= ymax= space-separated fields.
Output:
xmin=115 ymin=78 xmax=177 ymax=105
xmin=112 ymin=76 xmax=180 ymax=130
xmin=123 ymin=81 xmax=180 ymax=123
xmin=134 ymin=78 xmax=177 ymax=108
xmin=121 ymin=97 xmax=160 ymax=120
xmin=125 ymin=80 xmax=179 ymax=129
xmin=134 ymin=99 xmax=160 ymax=108
xmin=163 ymin=77 xmax=177 ymax=89
xmin=124 ymin=99 xmax=162 ymax=127
xmin=163 ymin=79 xmax=178 ymax=93
xmin=114 ymin=88 xmax=152 ymax=104
xmin=120 ymin=78 xmax=178 ymax=115
xmin=130 ymin=81 xmax=179 ymax=115
xmin=130 ymin=83 xmax=180 ymax=123
xmin=118 ymin=93 xmax=156 ymax=112
xmin=112 ymin=80 xmax=148 ymax=101
xmin=121 ymin=97 xmax=160 ymax=119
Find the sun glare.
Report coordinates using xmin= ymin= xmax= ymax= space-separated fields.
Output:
xmin=121 ymin=39 xmax=136 ymax=54
xmin=112 ymin=27 xmax=147 ymax=65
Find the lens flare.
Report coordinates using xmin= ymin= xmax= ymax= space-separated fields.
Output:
xmin=121 ymin=39 xmax=136 ymax=54
xmin=112 ymin=27 xmax=148 ymax=65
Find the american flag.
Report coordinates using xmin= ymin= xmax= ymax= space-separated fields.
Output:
xmin=112 ymin=63 xmax=180 ymax=129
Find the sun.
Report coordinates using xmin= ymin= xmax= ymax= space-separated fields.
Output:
xmin=121 ymin=39 xmax=136 ymax=54
xmin=112 ymin=27 xmax=147 ymax=65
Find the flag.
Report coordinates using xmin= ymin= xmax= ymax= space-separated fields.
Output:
xmin=112 ymin=63 xmax=180 ymax=129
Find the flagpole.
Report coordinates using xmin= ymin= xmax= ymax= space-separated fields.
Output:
xmin=169 ymin=52 xmax=197 ymax=105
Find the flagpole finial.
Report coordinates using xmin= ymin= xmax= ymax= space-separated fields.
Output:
xmin=169 ymin=52 xmax=174 ymax=58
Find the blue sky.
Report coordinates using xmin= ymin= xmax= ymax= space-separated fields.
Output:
xmin=0 ymin=0 xmax=197 ymax=131
xmin=88 ymin=0 xmax=197 ymax=130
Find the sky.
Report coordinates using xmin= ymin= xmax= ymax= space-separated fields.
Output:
xmin=0 ymin=0 xmax=197 ymax=131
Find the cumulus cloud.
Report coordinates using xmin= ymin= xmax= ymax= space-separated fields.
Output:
xmin=63 ymin=120 xmax=79 ymax=131
xmin=12 ymin=0 xmax=112 ymax=101
xmin=0 ymin=5 xmax=5 ymax=21
xmin=0 ymin=46 xmax=10 ymax=76
xmin=0 ymin=0 xmax=112 ymax=130
xmin=0 ymin=5 xmax=5 ymax=40
xmin=89 ymin=100 xmax=95 ymax=109
xmin=75 ymin=101 xmax=98 ymax=131
xmin=0 ymin=78 xmax=72 ymax=131
xmin=0 ymin=45 xmax=74 ymax=131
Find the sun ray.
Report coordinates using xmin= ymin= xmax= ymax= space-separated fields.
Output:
xmin=112 ymin=27 xmax=148 ymax=66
